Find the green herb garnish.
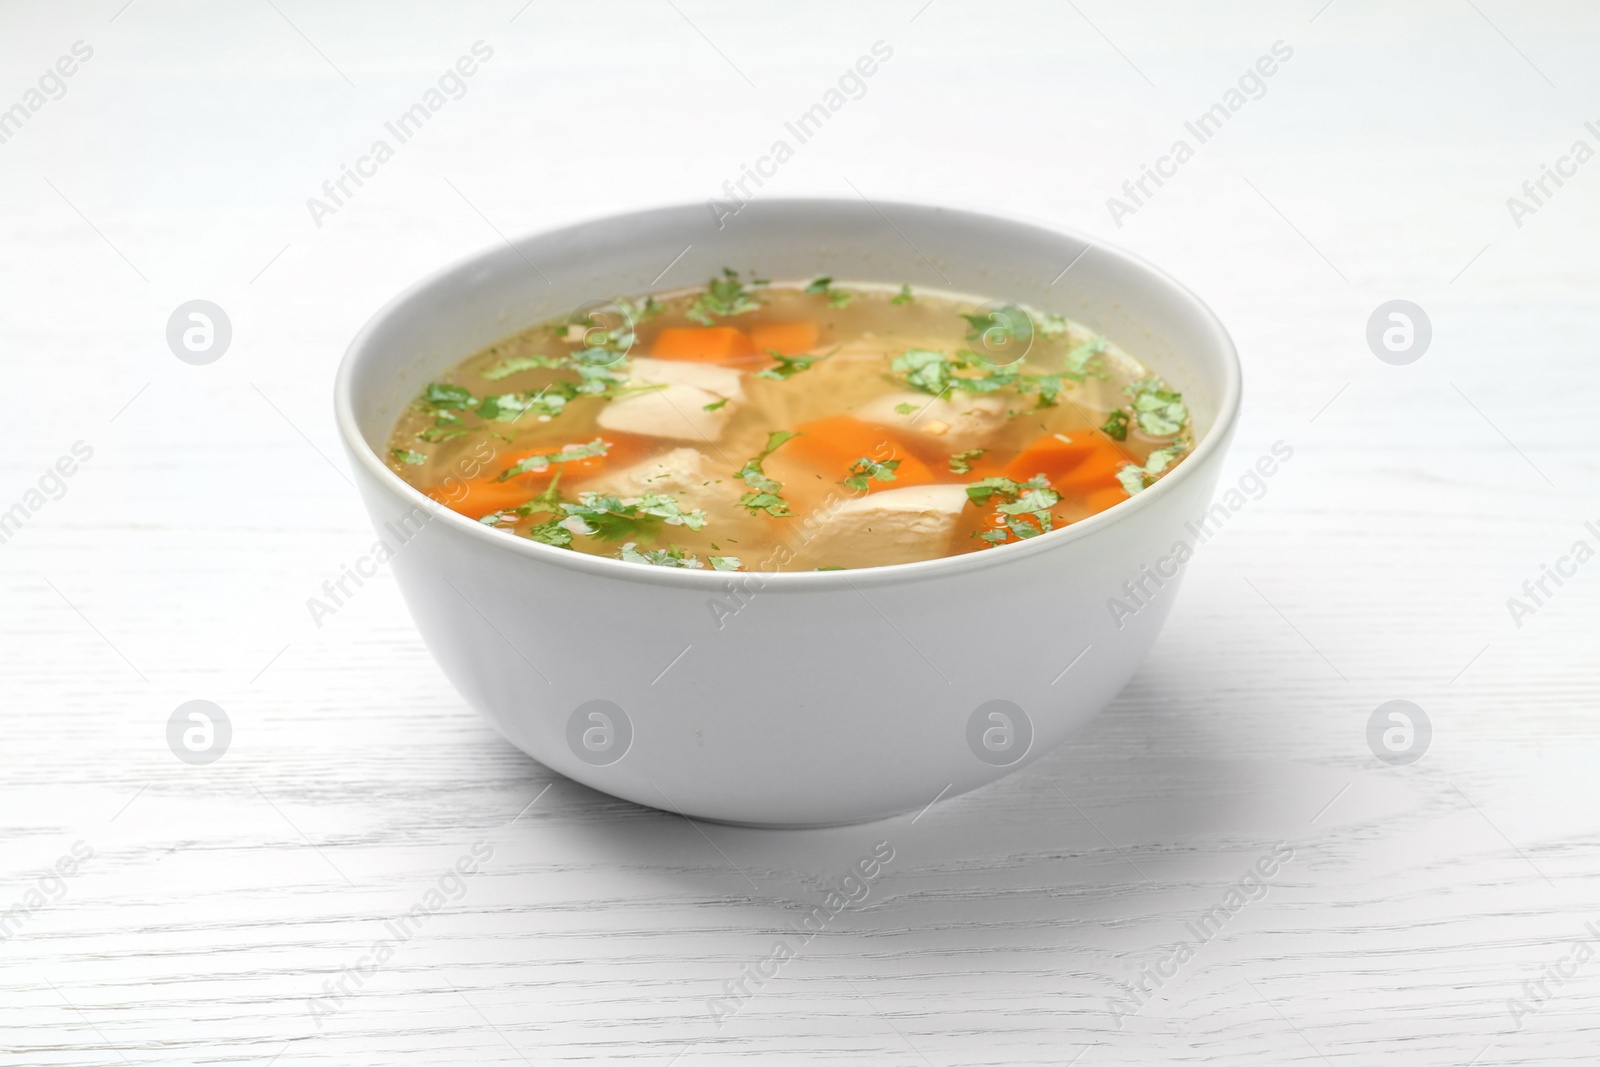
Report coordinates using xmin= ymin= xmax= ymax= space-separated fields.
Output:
xmin=476 ymin=390 xmax=570 ymax=422
xmin=481 ymin=354 xmax=566 ymax=380
xmin=890 ymin=284 xmax=913 ymax=306
xmin=1065 ymin=336 xmax=1107 ymax=375
xmin=1100 ymin=409 xmax=1130 ymax=441
xmin=1116 ymin=443 xmax=1187 ymax=496
xmin=559 ymin=492 xmax=707 ymax=542
xmin=966 ymin=474 xmax=1062 ymax=542
xmin=497 ymin=438 xmax=609 ymax=481
xmin=417 ymin=409 xmax=466 ymax=442
xmin=842 ymin=456 xmax=900 ymax=492
xmin=960 ymin=304 xmax=1033 ymax=352
xmin=948 ymin=449 xmax=984 ymax=475
xmin=615 ymin=294 xmax=664 ymax=325
xmin=890 ymin=346 xmax=1082 ymax=405
xmin=735 ymin=431 xmax=799 ymax=517
xmin=1125 ymin=378 xmax=1188 ymax=436
xmin=526 ymin=520 xmax=574 ymax=546
xmin=756 ymin=350 xmax=824 ymax=381
xmin=566 ymin=313 xmax=635 ymax=362
xmin=805 ymin=276 xmax=854 ymax=308
xmin=891 ymin=348 xmax=965 ymax=395
xmin=702 ymin=397 xmax=729 ymax=412
xmin=619 ymin=542 xmax=705 ymax=569
xmin=688 ymin=268 xmax=764 ymax=325
xmin=1035 ymin=312 xmax=1068 ymax=339
xmin=479 ymin=474 xmax=568 ymax=529
xmin=391 ymin=449 xmax=427 ymax=465
xmin=893 ymin=402 xmax=918 ymax=415
xmin=422 ymin=383 xmax=475 ymax=409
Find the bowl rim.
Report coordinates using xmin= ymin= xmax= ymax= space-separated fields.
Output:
xmin=334 ymin=196 xmax=1242 ymax=590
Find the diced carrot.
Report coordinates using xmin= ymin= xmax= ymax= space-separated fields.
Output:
xmin=493 ymin=432 xmax=652 ymax=486
xmin=652 ymin=326 xmax=757 ymax=363
xmin=768 ymin=415 xmax=937 ymax=496
xmin=426 ymin=433 xmax=651 ymax=519
xmin=749 ymin=321 xmax=820 ymax=356
xmin=964 ymin=493 xmax=1082 ymax=549
xmin=1003 ymin=432 xmax=1128 ymax=495
xmin=957 ymin=431 xmax=1135 ymax=548
xmin=427 ymin=477 xmax=536 ymax=520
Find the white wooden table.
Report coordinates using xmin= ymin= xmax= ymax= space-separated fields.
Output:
xmin=4 ymin=1 xmax=1598 ymax=1063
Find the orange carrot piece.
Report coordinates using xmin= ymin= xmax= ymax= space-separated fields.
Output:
xmin=427 ymin=477 xmax=537 ymax=520
xmin=426 ymin=433 xmax=651 ymax=519
xmin=1003 ymin=432 xmax=1128 ymax=494
xmin=495 ymin=432 xmax=652 ymax=486
xmin=772 ymin=415 xmax=938 ymax=493
xmin=749 ymin=321 xmax=820 ymax=356
xmin=652 ymin=326 xmax=757 ymax=363
xmin=961 ymin=431 xmax=1134 ymax=547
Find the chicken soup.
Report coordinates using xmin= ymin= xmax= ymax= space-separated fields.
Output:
xmin=385 ymin=272 xmax=1192 ymax=571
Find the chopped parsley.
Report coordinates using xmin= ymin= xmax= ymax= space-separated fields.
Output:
xmin=890 ymin=346 xmax=1083 ymax=405
xmin=842 ymin=456 xmax=900 ymax=492
xmin=1034 ymin=312 xmax=1068 ymax=339
xmin=688 ymin=268 xmax=765 ymax=325
xmin=619 ymin=542 xmax=704 ymax=569
xmin=966 ymin=475 xmax=1062 ymax=543
xmin=735 ymin=431 xmax=799 ymax=517
xmin=891 ymin=348 xmax=963 ymax=395
xmin=805 ymin=276 xmax=854 ymax=308
xmin=422 ymin=383 xmax=475 ymax=410
xmin=702 ymin=397 xmax=729 ymax=412
xmin=1003 ymin=366 xmax=1076 ymax=407
xmin=615 ymin=294 xmax=664 ymax=325
xmin=611 ymin=544 xmax=743 ymax=570
xmin=566 ymin=312 xmax=635 ymax=364
xmin=558 ymin=492 xmax=707 ymax=542
xmin=476 ymin=389 xmax=571 ymax=422
xmin=1100 ymin=409 xmax=1130 ymax=441
xmin=481 ymin=354 xmax=565 ymax=380
xmin=948 ymin=449 xmax=985 ymax=475
xmin=1125 ymin=378 xmax=1188 ymax=436
xmin=526 ymin=520 xmax=573 ymax=546
xmin=1116 ymin=443 xmax=1187 ymax=496
xmin=391 ymin=448 xmax=427 ymax=465
xmin=890 ymin=284 xmax=913 ymax=306
xmin=894 ymin=402 xmax=918 ymax=415
xmin=960 ymin=304 xmax=1033 ymax=353
xmin=485 ymin=477 xmax=707 ymax=546
xmin=481 ymin=474 xmax=568 ymax=529
xmin=1065 ymin=336 xmax=1108 ymax=375
xmin=756 ymin=349 xmax=825 ymax=381
xmin=417 ymin=421 xmax=466 ymax=443
xmin=417 ymin=370 xmax=624 ymax=441
xmin=497 ymin=438 xmax=609 ymax=481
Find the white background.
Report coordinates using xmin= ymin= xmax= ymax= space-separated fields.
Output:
xmin=3 ymin=1 xmax=1598 ymax=1063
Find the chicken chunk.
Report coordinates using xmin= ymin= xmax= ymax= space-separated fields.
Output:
xmin=855 ymin=391 xmax=1007 ymax=452
xmin=577 ymin=447 xmax=742 ymax=514
xmin=799 ymin=484 xmax=971 ymax=569
xmin=596 ymin=357 xmax=745 ymax=442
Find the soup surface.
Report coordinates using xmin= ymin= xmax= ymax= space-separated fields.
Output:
xmin=385 ymin=273 xmax=1192 ymax=572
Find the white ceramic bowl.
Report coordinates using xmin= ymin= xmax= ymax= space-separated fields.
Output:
xmin=335 ymin=199 xmax=1241 ymax=827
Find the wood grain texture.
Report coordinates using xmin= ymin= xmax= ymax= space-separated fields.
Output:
xmin=3 ymin=1 xmax=1599 ymax=1063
